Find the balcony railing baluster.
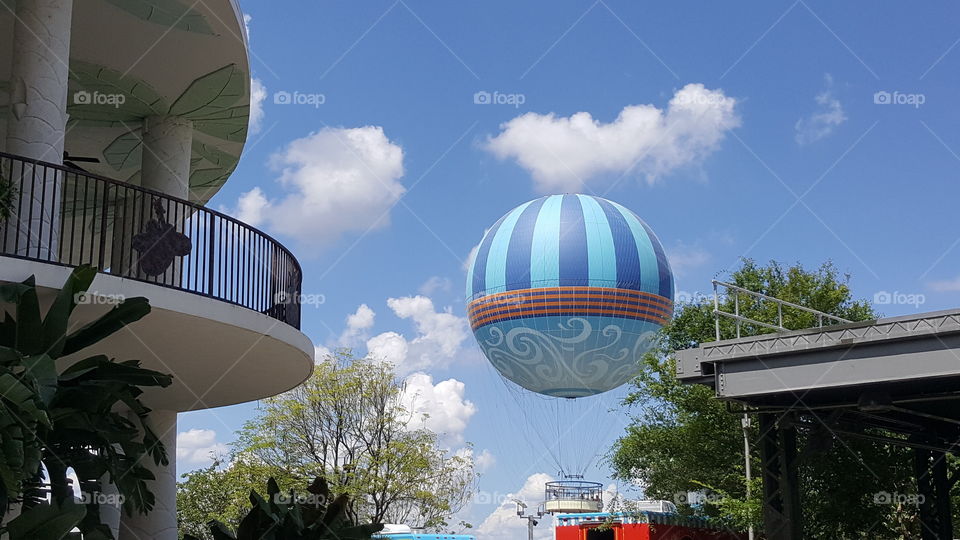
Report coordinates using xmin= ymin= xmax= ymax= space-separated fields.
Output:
xmin=0 ymin=151 xmax=302 ymax=329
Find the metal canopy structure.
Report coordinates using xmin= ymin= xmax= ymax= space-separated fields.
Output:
xmin=676 ymin=282 xmax=960 ymax=540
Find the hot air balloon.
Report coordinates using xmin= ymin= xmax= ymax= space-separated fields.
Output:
xmin=467 ymin=194 xmax=674 ymax=399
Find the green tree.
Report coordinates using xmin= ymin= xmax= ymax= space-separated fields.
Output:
xmin=183 ymin=476 xmax=383 ymax=540
xmin=177 ymin=457 xmax=298 ymax=539
xmin=179 ymin=351 xmax=474 ymax=536
xmin=609 ymin=259 xmax=919 ymax=538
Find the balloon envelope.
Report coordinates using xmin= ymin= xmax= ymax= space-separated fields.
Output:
xmin=467 ymin=194 xmax=674 ymax=398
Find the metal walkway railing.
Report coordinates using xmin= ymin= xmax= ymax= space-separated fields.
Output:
xmin=711 ymin=279 xmax=851 ymax=341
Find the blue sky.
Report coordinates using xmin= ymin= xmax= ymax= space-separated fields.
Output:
xmin=177 ymin=1 xmax=960 ymax=537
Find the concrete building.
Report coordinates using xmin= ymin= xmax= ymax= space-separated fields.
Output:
xmin=0 ymin=1 xmax=313 ymax=538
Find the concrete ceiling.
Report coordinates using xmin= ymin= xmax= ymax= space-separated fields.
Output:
xmin=0 ymin=0 xmax=251 ymax=204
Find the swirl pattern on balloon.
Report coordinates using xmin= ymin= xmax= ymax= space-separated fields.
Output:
xmin=476 ymin=315 xmax=661 ymax=397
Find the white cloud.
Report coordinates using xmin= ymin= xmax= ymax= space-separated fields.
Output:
xmin=232 ymin=126 xmax=405 ymax=247
xmin=249 ymin=78 xmax=267 ymax=135
xmin=243 ymin=13 xmax=252 ymax=42
xmin=177 ymin=429 xmax=228 ymax=466
xmin=339 ymin=304 xmax=376 ymax=345
xmin=477 ymin=473 xmax=555 ymax=540
xmin=367 ymin=295 xmax=470 ymax=374
xmin=665 ymin=242 xmax=709 ymax=277
xmin=453 ymin=447 xmax=494 ymax=474
xmin=401 ymin=372 xmax=477 ymax=446
xmin=795 ymin=74 xmax=846 ymax=145
xmin=484 ymin=84 xmax=740 ymax=192
xmin=463 ymin=241 xmax=481 ymax=273
xmin=930 ymin=276 xmax=960 ymax=292
xmin=475 ymin=449 xmax=496 ymax=473
xmin=419 ymin=276 xmax=453 ymax=297
xmin=366 ymin=331 xmax=409 ymax=366
xmin=315 ymin=344 xmax=332 ymax=362
xmin=234 ymin=186 xmax=268 ymax=226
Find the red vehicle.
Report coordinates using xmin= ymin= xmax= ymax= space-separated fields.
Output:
xmin=554 ymin=512 xmax=747 ymax=540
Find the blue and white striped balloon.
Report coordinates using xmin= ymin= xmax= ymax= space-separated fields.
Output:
xmin=467 ymin=194 xmax=674 ymax=398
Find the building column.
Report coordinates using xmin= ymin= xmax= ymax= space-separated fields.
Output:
xmin=2 ymin=0 xmax=74 ymax=260
xmin=118 ymin=409 xmax=178 ymax=540
xmin=110 ymin=116 xmax=192 ymax=282
xmin=140 ymin=115 xmax=192 ymax=199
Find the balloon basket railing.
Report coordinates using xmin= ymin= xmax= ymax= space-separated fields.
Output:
xmin=543 ymin=480 xmax=603 ymax=514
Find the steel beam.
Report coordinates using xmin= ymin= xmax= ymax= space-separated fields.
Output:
xmin=759 ymin=414 xmax=802 ymax=540
xmin=914 ymin=447 xmax=953 ymax=540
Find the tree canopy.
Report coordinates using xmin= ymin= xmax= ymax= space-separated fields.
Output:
xmin=178 ymin=351 xmax=475 ymax=537
xmin=609 ymin=259 xmax=927 ymax=538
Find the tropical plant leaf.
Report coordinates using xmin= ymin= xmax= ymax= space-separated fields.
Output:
xmin=102 ymin=0 xmax=214 ymax=34
xmin=14 ymin=276 xmax=41 ymax=355
xmin=6 ymin=499 xmax=86 ymax=540
xmin=21 ymin=355 xmax=57 ymax=406
xmin=103 ymin=130 xmax=143 ymax=171
xmin=62 ymin=297 xmax=151 ymax=356
xmin=41 ymin=265 xmax=97 ymax=358
xmin=170 ymin=64 xmax=245 ymax=118
xmin=0 ymin=281 xmax=31 ymax=305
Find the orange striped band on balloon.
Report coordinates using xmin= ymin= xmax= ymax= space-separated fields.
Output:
xmin=467 ymin=286 xmax=674 ymax=330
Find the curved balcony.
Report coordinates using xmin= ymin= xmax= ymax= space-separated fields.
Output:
xmin=0 ymin=151 xmax=302 ymax=329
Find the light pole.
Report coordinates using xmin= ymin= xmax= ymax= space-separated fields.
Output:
xmin=514 ymin=499 xmax=543 ymax=540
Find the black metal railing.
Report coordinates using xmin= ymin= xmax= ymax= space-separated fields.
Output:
xmin=0 ymin=151 xmax=302 ymax=329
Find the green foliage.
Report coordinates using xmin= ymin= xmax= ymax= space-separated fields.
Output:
xmin=609 ymin=259 xmax=920 ymax=538
xmin=183 ymin=476 xmax=382 ymax=540
xmin=177 ymin=457 xmax=300 ymax=539
xmin=0 ymin=265 xmax=173 ymax=540
xmin=178 ymin=351 xmax=474 ymax=535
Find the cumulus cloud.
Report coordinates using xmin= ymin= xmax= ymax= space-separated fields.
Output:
xmin=234 ymin=186 xmax=268 ymax=225
xmin=339 ymin=304 xmax=376 ymax=345
xmin=367 ymin=296 xmax=470 ymax=374
xmin=232 ymin=126 xmax=405 ymax=247
xmin=315 ymin=344 xmax=333 ymax=362
xmin=795 ymin=74 xmax=846 ymax=145
xmin=402 ymin=372 xmax=477 ymax=446
xmin=177 ymin=429 xmax=228 ymax=466
xmin=419 ymin=276 xmax=453 ymax=297
xmin=665 ymin=242 xmax=709 ymax=277
xmin=475 ymin=449 xmax=496 ymax=473
xmin=484 ymin=84 xmax=740 ymax=192
xmin=249 ymin=78 xmax=267 ymax=135
xmin=477 ymin=473 xmax=555 ymax=540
